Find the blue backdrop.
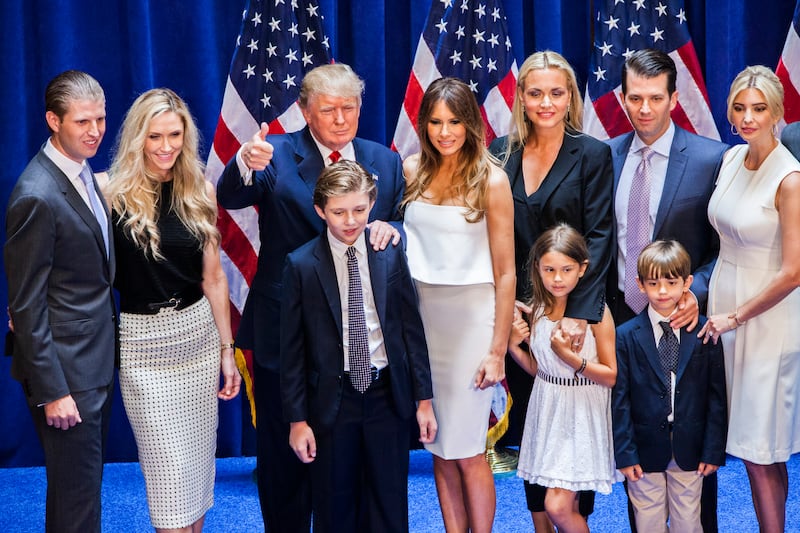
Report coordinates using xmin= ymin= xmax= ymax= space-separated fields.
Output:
xmin=0 ymin=0 xmax=795 ymax=466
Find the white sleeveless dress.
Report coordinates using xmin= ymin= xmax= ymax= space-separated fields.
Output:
xmin=517 ymin=316 xmax=617 ymax=494
xmin=404 ymin=201 xmax=495 ymax=459
xmin=707 ymin=143 xmax=800 ymax=464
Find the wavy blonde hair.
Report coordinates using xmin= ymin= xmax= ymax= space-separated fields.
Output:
xmin=504 ymin=51 xmax=583 ymax=157
xmin=402 ymin=77 xmax=496 ymax=222
xmin=107 ymin=88 xmax=218 ymax=260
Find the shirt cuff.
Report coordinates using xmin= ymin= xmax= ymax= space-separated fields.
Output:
xmin=236 ymin=148 xmax=254 ymax=186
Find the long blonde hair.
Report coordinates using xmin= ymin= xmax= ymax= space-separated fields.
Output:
xmin=107 ymin=88 xmax=219 ymax=260
xmin=402 ymin=77 xmax=495 ymax=222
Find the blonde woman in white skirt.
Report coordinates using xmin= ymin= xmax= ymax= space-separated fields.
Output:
xmin=104 ymin=88 xmax=241 ymax=532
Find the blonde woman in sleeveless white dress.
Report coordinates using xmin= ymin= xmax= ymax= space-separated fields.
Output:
xmin=403 ymin=77 xmax=515 ymax=533
xmin=700 ymin=66 xmax=800 ymax=533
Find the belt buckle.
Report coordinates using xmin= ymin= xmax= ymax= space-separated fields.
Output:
xmin=166 ymin=297 xmax=181 ymax=309
xmin=371 ymin=366 xmax=380 ymax=382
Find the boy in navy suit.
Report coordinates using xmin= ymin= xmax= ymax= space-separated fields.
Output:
xmin=612 ymin=240 xmax=726 ymax=533
xmin=280 ymin=160 xmax=436 ymax=532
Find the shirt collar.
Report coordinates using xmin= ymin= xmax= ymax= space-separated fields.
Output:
xmin=327 ymin=229 xmax=367 ymax=259
xmin=310 ymin=134 xmax=355 ymax=164
xmin=631 ymin=120 xmax=675 ymax=159
xmin=44 ymin=138 xmax=86 ymax=180
xmin=647 ymin=304 xmax=677 ymax=331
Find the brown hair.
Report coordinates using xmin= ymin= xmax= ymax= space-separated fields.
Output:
xmin=637 ymin=240 xmax=691 ymax=281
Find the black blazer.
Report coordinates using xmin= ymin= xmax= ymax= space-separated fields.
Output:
xmin=489 ymin=132 xmax=614 ymax=322
xmin=216 ymin=127 xmax=404 ymax=370
xmin=280 ymin=230 xmax=432 ymax=431
xmin=612 ymin=312 xmax=727 ymax=472
xmin=607 ymin=126 xmax=728 ymax=312
xmin=4 ymin=149 xmax=116 ymax=406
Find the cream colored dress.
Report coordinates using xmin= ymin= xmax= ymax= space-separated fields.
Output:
xmin=707 ymin=143 xmax=800 ymax=464
xmin=404 ymin=201 xmax=495 ymax=459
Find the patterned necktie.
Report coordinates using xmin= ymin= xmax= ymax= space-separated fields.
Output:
xmin=78 ymin=166 xmax=109 ymax=258
xmin=346 ymin=246 xmax=370 ymax=393
xmin=658 ymin=321 xmax=679 ymax=414
xmin=624 ymin=146 xmax=655 ymax=313
xmin=329 ymin=150 xmax=341 ymax=164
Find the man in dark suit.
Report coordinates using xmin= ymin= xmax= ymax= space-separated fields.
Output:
xmin=281 ymin=161 xmax=434 ymax=532
xmin=607 ymin=49 xmax=728 ymax=533
xmin=613 ymin=240 xmax=726 ymax=533
xmin=216 ymin=63 xmax=405 ymax=532
xmin=4 ymin=70 xmax=116 ymax=533
xmin=781 ymin=120 xmax=800 ymax=160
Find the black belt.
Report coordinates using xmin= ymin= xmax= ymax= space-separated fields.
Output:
xmin=345 ymin=365 xmax=387 ymax=387
xmin=121 ymin=285 xmax=204 ymax=315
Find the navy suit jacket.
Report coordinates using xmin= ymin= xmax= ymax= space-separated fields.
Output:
xmin=4 ymin=149 xmax=117 ymax=406
xmin=781 ymin=121 xmax=800 ymax=160
xmin=489 ymin=132 xmax=614 ymax=322
xmin=612 ymin=312 xmax=727 ymax=472
xmin=216 ymin=126 xmax=404 ymax=369
xmin=279 ymin=230 xmax=432 ymax=431
xmin=607 ymin=126 xmax=727 ymax=312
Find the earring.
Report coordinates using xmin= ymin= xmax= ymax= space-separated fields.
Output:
xmin=730 ymin=124 xmax=739 ymax=136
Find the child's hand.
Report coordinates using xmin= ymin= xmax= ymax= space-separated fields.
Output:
xmin=550 ymin=322 xmax=574 ymax=360
xmin=416 ymin=399 xmax=438 ymax=444
xmin=620 ymin=464 xmax=644 ymax=482
xmin=509 ymin=316 xmax=530 ymax=348
xmin=289 ymin=421 xmax=317 ymax=463
xmin=696 ymin=462 xmax=719 ymax=477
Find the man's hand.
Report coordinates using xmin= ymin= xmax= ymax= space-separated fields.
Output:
xmin=241 ymin=122 xmax=273 ymax=171
xmin=44 ymin=394 xmax=82 ymax=430
xmin=670 ymin=291 xmax=699 ymax=331
xmin=289 ymin=421 xmax=317 ymax=463
xmin=367 ymin=220 xmax=401 ymax=250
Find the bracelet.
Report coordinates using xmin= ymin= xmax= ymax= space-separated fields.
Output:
xmin=220 ymin=342 xmax=235 ymax=351
xmin=728 ymin=311 xmax=746 ymax=328
xmin=574 ymin=358 xmax=587 ymax=380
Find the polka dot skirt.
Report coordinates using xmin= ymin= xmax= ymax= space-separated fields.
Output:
xmin=119 ymin=297 xmax=220 ymax=529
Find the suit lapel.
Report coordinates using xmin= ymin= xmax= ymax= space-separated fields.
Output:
xmin=654 ymin=127 xmax=688 ymax=238
xmin=296 ymin=127 xmax=325 ymax=193
xmin=365 ymin=230 xmax=387 ymax=328
xmin=674 ymin=327 xmax=696 ymax=384
xmin=611 ymin=132 xmax=634 ymax=194
xmin=632 ymin=313 xmax=669 ymax=385
xmin=313 ymin=233 xmax=343 ymax=339
xmin=535 ymin=135 xmax=579 ymax=207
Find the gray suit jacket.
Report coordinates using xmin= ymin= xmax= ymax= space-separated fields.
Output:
xmin=4 ymin=148 xmax=116 ymax=406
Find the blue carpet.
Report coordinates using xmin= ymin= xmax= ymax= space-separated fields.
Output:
xmin=1 ymin=451 xmax=798 ymax=531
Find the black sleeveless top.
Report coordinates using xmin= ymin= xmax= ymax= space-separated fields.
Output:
xmin=113 ymin=180 xmax=204 ymax=309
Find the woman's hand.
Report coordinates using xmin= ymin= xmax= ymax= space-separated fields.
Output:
xmin=474 ymin=354 xmax=505 ymax=390
xmin=697 ymin=313 xmax=737 ymax=344
xmin=218 ymin=347 xmax=242 ymax=400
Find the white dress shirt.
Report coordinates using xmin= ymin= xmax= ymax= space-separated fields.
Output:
xmin=327 ymin=230 xmax=388 ymax=372
xmin=615 ymin=121 xmax=676 ymax=291
xmin=43 ymin=139 xmax=94 ymax=209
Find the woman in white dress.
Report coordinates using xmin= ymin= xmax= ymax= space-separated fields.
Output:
xmin=403 ymin=77 xmax=515 ymax=533
xmin=700 ymin=66 xmax=800 ymax=533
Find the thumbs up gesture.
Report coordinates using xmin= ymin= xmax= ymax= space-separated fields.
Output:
xmin=241 ymin=122 xmax=273 ymax=171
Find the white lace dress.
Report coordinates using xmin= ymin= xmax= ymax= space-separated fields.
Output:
xmin=517 ymin=316 xmax=618 ymax=494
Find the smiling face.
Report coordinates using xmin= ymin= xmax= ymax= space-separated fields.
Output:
xmin=46 ymin=98 xmax=106 ymax=163
xmin=143 ymin=111 xmax=184 ymax=180
xmin=519 ymin=68 xmax=571 ymax=132
xmin=621 ymin=72 xmax=678 ymax=145
xmin=426 ymin=100 xmax=467 ymax=159
xmin=730 ymin=88 xmax=778 ymax=144
xmin=536 ymin=251 xmax=587 ymax=302
xmin=301 ymin=93 xmax=360 ymax=152
xmin=314 ymin=190 xmax=374 ymax=245
xmin=637 ymin=274 xmax=693 ymax=317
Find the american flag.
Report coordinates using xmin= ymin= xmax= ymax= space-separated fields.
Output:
xmin=776 ymin=1 xmax=800 ymax=126
xmin=584 ymin=0 xmax=719 ymax=141
xmin=392 ymin=0 xmax=518 ymax=159
xmin=205 ymin=0 xmax=331 ymax=424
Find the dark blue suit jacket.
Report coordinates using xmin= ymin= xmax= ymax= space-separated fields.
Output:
xmin=279 ymin=230 xmax=432 ymax=431
xmin=216 ymin=126 xmax=404 ymax=369
xmin=607 ymin=126 xmax=727 ymax=312
xmin=612 ymin=312 xmax=727 ymax=472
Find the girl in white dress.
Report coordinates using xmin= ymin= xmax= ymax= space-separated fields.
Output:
xmin=403 ymin=77 xmax=515 ymax=533
xmin=508 ymin=224 xmax=617 ymax=533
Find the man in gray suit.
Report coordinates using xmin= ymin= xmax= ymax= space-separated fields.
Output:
xmin=4 ymin=70 xmax=116 ymax=533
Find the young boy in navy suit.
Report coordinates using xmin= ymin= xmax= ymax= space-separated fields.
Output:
xmin=280 ymin=160 xmax=436 ymax=532
xmin=612 ymin=240 xmax=726 ymax=533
